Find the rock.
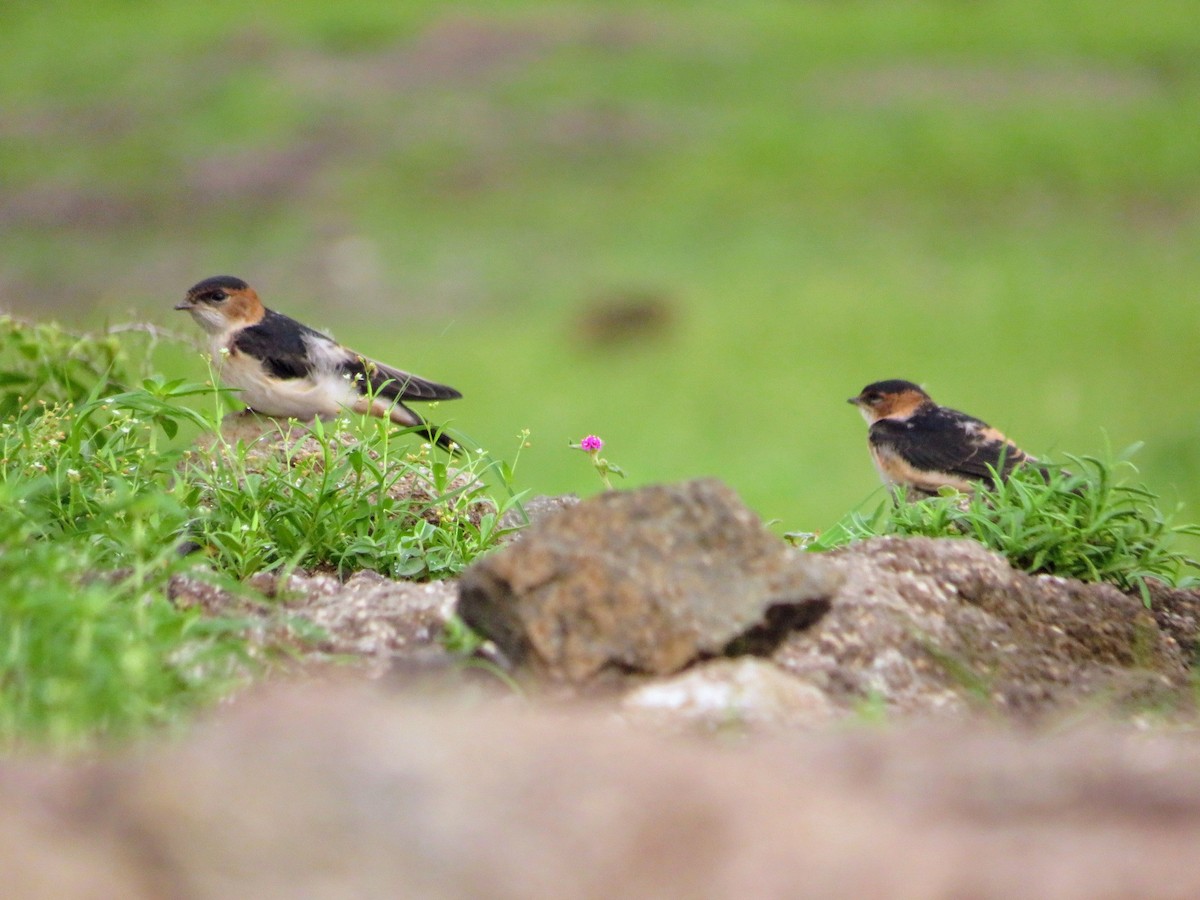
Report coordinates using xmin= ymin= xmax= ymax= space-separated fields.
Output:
xmin=194 ymin=409 xmax=310 ymax=449
xmin=774 ymin=536 xmax=1188 ymax=717
xmin=283 ymin=571 xmax=457 ymax=668
xmin=1146 ymin=581 xmax=1200 ymax=663
xmin=6 ymin=681 xmax=1200 ymax=898
xmin=622 ymin=657 xmax=837 ymax=732
xmin=169 ymin=499 xmax=1190 ymax=725
xmin=169 ymin=569 xmax=458 ymax=674
xmin=498 ymin=493 xmax=580 ymax=534
xmin=457 ymin=479 xmax=842 ymax=683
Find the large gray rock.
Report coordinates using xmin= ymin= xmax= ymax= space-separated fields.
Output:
xmin=457 ymin=480 xmax=842 ymax=683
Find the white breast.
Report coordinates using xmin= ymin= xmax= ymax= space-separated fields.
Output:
xmin=211 ymin=332 xmax=360 ymax=420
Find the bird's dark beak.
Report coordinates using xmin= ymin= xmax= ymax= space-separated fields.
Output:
xmin=847 ymin=396 xmax=860 ymax=406
xmin=174 ymin=299 xmax=194 ymax=311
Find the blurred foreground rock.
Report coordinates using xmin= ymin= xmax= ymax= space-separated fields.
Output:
xmin=5 ymin=680 xmax=1200 ymax=899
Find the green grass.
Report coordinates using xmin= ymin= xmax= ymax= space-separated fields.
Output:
xmin=0 ymin=318 xmax=523 ymax=746
xmin=0 ymin=345 xmax=251 ymax=745
xmin=0 ymin=505 xmax=248 ymax=748
xmin=5 ymin=0 xmax=1198 ymax=546
xmin=0 ymin=316 xmax=1195 ymax=746
xmin=180 ymin=414 xmax=522 ymax=581
xmin=3 ymin=1 xmax=1200 ymax=739
xmin=808 ymin=455 xmax=1200 ymax=598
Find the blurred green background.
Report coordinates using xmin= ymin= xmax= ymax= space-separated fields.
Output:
xmin=3 ymin=1 xmax=1199 ymax=536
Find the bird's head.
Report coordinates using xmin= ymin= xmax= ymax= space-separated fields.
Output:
xmin=175 ymin=276 xmax=264 ymax=335
xmin=848 ymin=379 xmax=932 ymax=424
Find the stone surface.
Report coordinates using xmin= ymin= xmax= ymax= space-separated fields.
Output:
xmin=774 ymin=536 xmax=1188 ymax=717
xmin=5 ymin=681 xmax=1200 ymax=898
xmin=457 ymin=479 xmax=842 ymax=683
xmin=170 ymin=504 xmax=1191 ymax=722
xmin=283 ymin=570 xmax=457 ymax=665
xmin=163 ymin=476 xmax=1197 ymax=726
xmin=621 ymin=657 xmax=837 ymax=732
xmin=1147 ymin=581 xmax=1200 ymax=663
xmin=498 ymin=492 xmax=580 ymax=534
xmin=169 ymin=569 xmax=458 ymax=674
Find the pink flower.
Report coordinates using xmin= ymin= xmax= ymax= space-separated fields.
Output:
xmin=580 ymin=435 xmax=603 ymax=452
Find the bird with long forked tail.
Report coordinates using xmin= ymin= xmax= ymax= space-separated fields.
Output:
xmin=175 ymin=276 xmax=461 ymax=451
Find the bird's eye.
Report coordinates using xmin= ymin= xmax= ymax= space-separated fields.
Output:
xmin=209 ymin=290 xmax=228 ymax=302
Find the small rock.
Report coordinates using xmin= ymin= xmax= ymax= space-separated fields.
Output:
xmin=1146 ymin=581 xmax=1200 ymax=662
xmin=195 ymin=410 xmax=310 ymax=449
xmin=497 ymin=493 xmax=580 ymax=535
xmin=622 ymin=657 xmax=837 ymax=732
xmin=169 ymin=568 xmax=458 ymax=673
xmin=290 ymin=571 xmax=458 ymax=669
xmin=457 ymin=479 xmax=842 ymax=683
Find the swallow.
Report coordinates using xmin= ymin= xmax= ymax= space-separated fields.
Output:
xmin=848 ymin=379 xmax=1043 ymax=498
xmin=175 ymin=275 xmax=461 ymax=451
